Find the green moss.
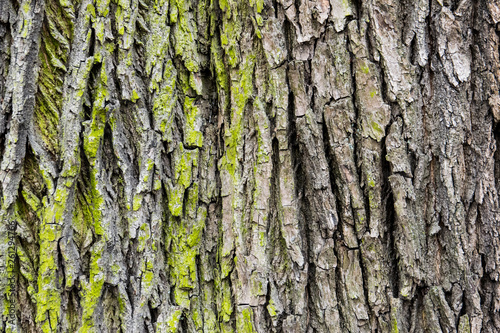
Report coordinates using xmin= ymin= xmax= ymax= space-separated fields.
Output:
xmin=73 ymin=175 xmax=103 ymax=243
xmin=370 ymin=121 xmax=384 ymax=139
xmin=220 ymin=280 xmax=233 ymax=322
xmin=192 ymin=306 xmax=203 ymax=330
xmin=178 ymin=144 xmax=195 ymax=188
xmin=34 ymin=0 xmax=75 ymax=157
xmin=167 ymin=143 xmax=200 ymax=216
xmin=115 ymin=3 xmax=126 ymax=35
xmin=187 ymin=207 xmax=206 ymax=247
xmin=154 ymin=178 xmax=162 ymax=191
xmin=266 ymin=299 xmax=277 ymax=317
xmin=83 ymin=66 xmax=108 ymax=163
xmin=219 ymin=2 xmax=243 ymax=67
xmin=117 ymin=292 xmax=127 ymax=314
xmin=111 ymin=263 xmax=121 ymax=275
xmin=458 ymin=315 xmax=471 ymax=333
xmin=167 ymin=309 xmax=183 ymax=333
xmin=218 ymin=0 xmax=232 ymax=15
xmin=171 ymin=0 xmax=200 ymax=72
xmin=36 ymin=194 xmax=69 ymax=331
xmin=17 ymin=246 xmax=35 ymax=283
xmin=175 ymin=67 xmax=191 ymax=96
xmin=173 ymin=288 xmax=190 ymax=309
xmin=251 ymin=16 xmax=262 ymax=39
xmin=220 ymin=257 xmax=233 ymax=279
xmin=40 ymin=169 xmax=55 ymax=195
xmin=86 ymin=3 xmax=96 ymax=18
xmin=169 ymin=240 xmax=203 ymax=294
xmin=211 ymin=38 xmax=229 ymax=100
xmin=184 ymin=183 xmax=198 ymax=217
xmin=255 ymin=13 xmax=263 ymax=25
xmin=139 ymin=260 xmax=155 ymax=308
xmin=137 ymin=223 xmax=151 ymax=252
xmin=368 ymin=190 xmax=377 ymax=209
xmin=391 ymin=316 xmax=399 ymax=333
xmin=259 ymin=231 xmax=265 ymax=247
xmin=58 ymin=54 xmax=107 ymax=333
xmin=133 ymin=194 xmax=143 ymax=211
xmin=79 ymin=242 xmax=105 ymax=332
xmin=95 ymin=21 xmax=106 ymax=44
xmin=168 ymin=186 xmax=184 ymax=217
xmin=22 ymin=189 xmax=41 ymax=213
xmin=236 ymin=308 xmax=255 ymax=333
xmin=219 ymin=54 xmax=255 ymax=182
xmin=152 ymin=60 xmax=177 ymax=141
xmin=89 ymin=170 xmax=105 ymax=236
xmin=184 ymin=97 xmax=204 ymax=148
xmin=145 ymin=15 xmax=170 ymax=81
xmin=146 ymin=158 xmax=155 ymax=171
xmin=131 ymin=89 xmax=140 ymax=102
xmin=250 ymin=0 xmax=263 ymax=12
xmin=96 ymin=0 xmax=110 ymax=16
xmin=170 ymin=3 xmax=178 ymax=23
xmin=36 ymin=267 xmax=60 ymax=329
xmin=250 ymin=277 xmax=263 ymax=296
xmin=366 ymin=175 xmax=376 ymax=188
xmin=166 ymin=175 xmax=207 ymax=312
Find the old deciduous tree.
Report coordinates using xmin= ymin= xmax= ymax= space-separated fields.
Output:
xmin=0 ymin=0 xmax=499 ymax=331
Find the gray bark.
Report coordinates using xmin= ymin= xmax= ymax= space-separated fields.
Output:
xmin=0 ymin=0 xmax=499 ymax=332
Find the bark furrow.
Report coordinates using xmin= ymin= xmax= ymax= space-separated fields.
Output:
xmin=0 ymin=0 xmax=499 ymax=332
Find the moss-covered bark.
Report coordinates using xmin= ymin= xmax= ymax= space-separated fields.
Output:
xmin=1 ymin=0 xmax=500 ymax=332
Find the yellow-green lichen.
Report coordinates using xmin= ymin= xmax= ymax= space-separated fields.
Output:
xmin=266 ymin=299 xmax=277 ymax=317
xmin=79 ymin=241 xmax=105 ymax=333
xmin=184 ymin=97 xmax=204 ymax=148
xmin=170 ymin=0 xmax=200 ymax=72
xmin=236 ymin=307 xmax=255 ymax=333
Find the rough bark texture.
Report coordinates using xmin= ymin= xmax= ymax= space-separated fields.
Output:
xmin=1 ymin=0 xmax=500 ymax=331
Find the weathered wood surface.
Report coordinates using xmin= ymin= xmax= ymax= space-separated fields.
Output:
xmin=1 ymin=0 xmax=500 ymax=331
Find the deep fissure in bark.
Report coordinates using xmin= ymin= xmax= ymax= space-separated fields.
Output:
xmin=1 ymin=0 xmax=500 ymax=332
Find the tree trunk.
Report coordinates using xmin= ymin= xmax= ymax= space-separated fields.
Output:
xmin=0 ymin=0 xmax=499 ymax=331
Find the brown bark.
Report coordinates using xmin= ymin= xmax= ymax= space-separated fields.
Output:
xmin=0 ymin=0 xmax=500 ymax=332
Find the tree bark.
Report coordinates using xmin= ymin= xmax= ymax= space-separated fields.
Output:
xmin=1 ymin=0 xmax=500 ymax=331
